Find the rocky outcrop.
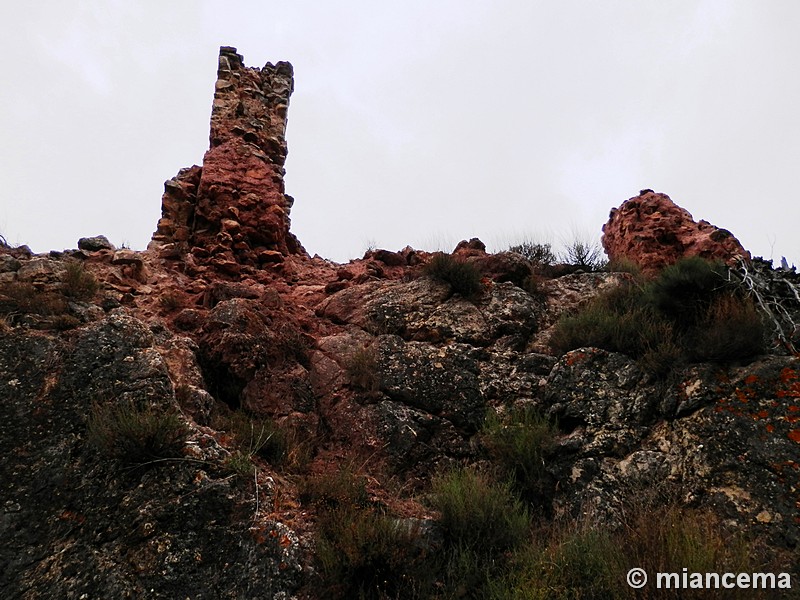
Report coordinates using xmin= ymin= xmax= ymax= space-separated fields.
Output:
xmin=602 ymin=189 xmax=751 ymax=273
xmin=543 ymin=347 xmax=800 ymax=549
xmin=150 ymin=47 xmax=304 ymax=273
xmin=0 ymin=313 xmax=303 ymax=598
xmin=5 ymin=45 xmax=800 ymax=598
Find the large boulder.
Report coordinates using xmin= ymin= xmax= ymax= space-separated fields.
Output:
xmin=601 ymin=190 xmax=750 ymax=274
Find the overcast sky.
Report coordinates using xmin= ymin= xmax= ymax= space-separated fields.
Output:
xmin=2 ymin=1 xmax=799 ymax=264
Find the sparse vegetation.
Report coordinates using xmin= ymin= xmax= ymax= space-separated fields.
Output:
xmin=302 ymin=469 xmax=433 ymax=599
xmin=87 ymin=401 xmax=188 ymax=465
xmin=508 ymin=240 xmax=556 ymax=267
xmin=223 ymin=410 xmax=288 ymax=465
xmin=315 ymin=504 xmax=432 ymax=599
xmin=211 ymin=409 xmax=311 ymax=471
xmin=689 ymin=293 xmax=766 ymax=361
xmin=430 ymin=467 xmax=530 ymax=556
xmin=299 ymin=467 xmax=369 ymax=510
xmin=481 ymin=406 xmax=555 ymax=505
xmin=548 ymin=280 xmax=670 ymax=360
xmin=224 ymin=449 xmax=257 ymax=477
xmin=346 ymin=346 xmax=381 ymax=395
xmin=0 ymin=281 xmax=68 ymax=317
xmin=605 ymin=256 xmax=644 ymax=278
xmin=306 ymin=464 xmax=771 ymax=600
xmin=490 ymin=503 xmax=756 ymax=600
xmin=50 ymin=314 xmax=82 ymax=330
xmin=423 ymin=252 xmax=483 ymax=298
xmin=62 ymin=261 xmax=99 ymax=300
xmin=560 ymin=238 xmax=607 ymax=272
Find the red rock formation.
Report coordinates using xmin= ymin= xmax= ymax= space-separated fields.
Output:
xmin=601 ymin=190 xmax=750 ymax=274
xmin=150 ymin=46 xmax=304 ymax=272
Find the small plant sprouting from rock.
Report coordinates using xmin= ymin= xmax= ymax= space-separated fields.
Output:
xmin=346 ymin=346 xmax=381 ymax=395
xmin=62 ymin=261 xmax=99 ymax=300
xmin=422 ymin=252 xmax=483 ymax=298
xmin=561 ymin=237 xmax=608 ymax=272
xmin=430 ymin=467 xmax=530 ymax=556
xmin=0 ymin=281 xmax=68 ymax=317
xmin=508 ymin=240 xmax=556 ymax=267
xmin=481 ymin=405 xmax=555 ymax=505
xmin=215 ymin=409 xmax=290 ymax=469
xmin=301 ymin=469 xmax=433 ymax=598
xmin=224 ymin=450 xmax=256 ymax=477
xmin=87 ymin=401 xmax=188 ymax=465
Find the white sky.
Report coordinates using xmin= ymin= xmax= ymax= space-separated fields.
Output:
xmin=2 ymin=1 xmax=799 ymax=264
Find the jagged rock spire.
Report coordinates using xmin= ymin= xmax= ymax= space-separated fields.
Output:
xmin=151 ymin=46 xmax=305 ymax=274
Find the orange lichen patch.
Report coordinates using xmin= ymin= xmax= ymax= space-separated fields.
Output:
xmin=766 ymin=424 xmax=775 ymax=433
xmin=789 ymin=406 xmax=800 ymax=413
xmin=735 ymin=389 xmax=750 ymax=403
xmin=786 ymin=415 xmax=800 ymax=424
xmin=565 ymin=351 xmax=590 ymax=366
xmin=777 ymin=385 xmax=800 ymax=399
xmin=251 ymin=526 xmax=281 ymax=546
xmin=788 ymin=430 xmax=800 ymax=443
xmin=744 ymin=374 xmax=760 ymax=385
xmin=780 ymin=367 xmax=798 ymax=384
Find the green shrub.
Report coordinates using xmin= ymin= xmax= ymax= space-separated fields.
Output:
xmin=299 ymin=468 xmax=369 ymax=510
xmin=481 ymin=406 xmax=555 ymax=504
xmin=689 ymin=293 xmax=766 ymax=362
xmin=346 ymin=346 xmax=381 ymax=395
xmin=549 ymin=257 xmax=767 ymax=375
xmin=560 ymin=239 xmax=607 ymax=272
xmin=430 ymin=467 xmax=529 ymax=555
xmin=87 ymin=401 xmax=188 ymax=465
xmin=224 ymin=450 xmax=256 ymax=477
xmin=508 ymin=241 xmax=556 ymax=266
xmin=62 ymin=261 xmax=99 ymax=300
xmin=638 ymin=338 xmax=685 ymax=379
xmin=645 ymin=256 xmax=726 ymax=327
xmin=423 ymin=252 xmax=483 ymax=298
xmin=315 ymin=505 xmax=434 ymax=599
xmin=0 ymin=281 xmax=68 ymax=316
xmin=548 ymin=281 xmax=670 ymax=360
xmin=220 ymin=410 xmax=288 ymax=465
